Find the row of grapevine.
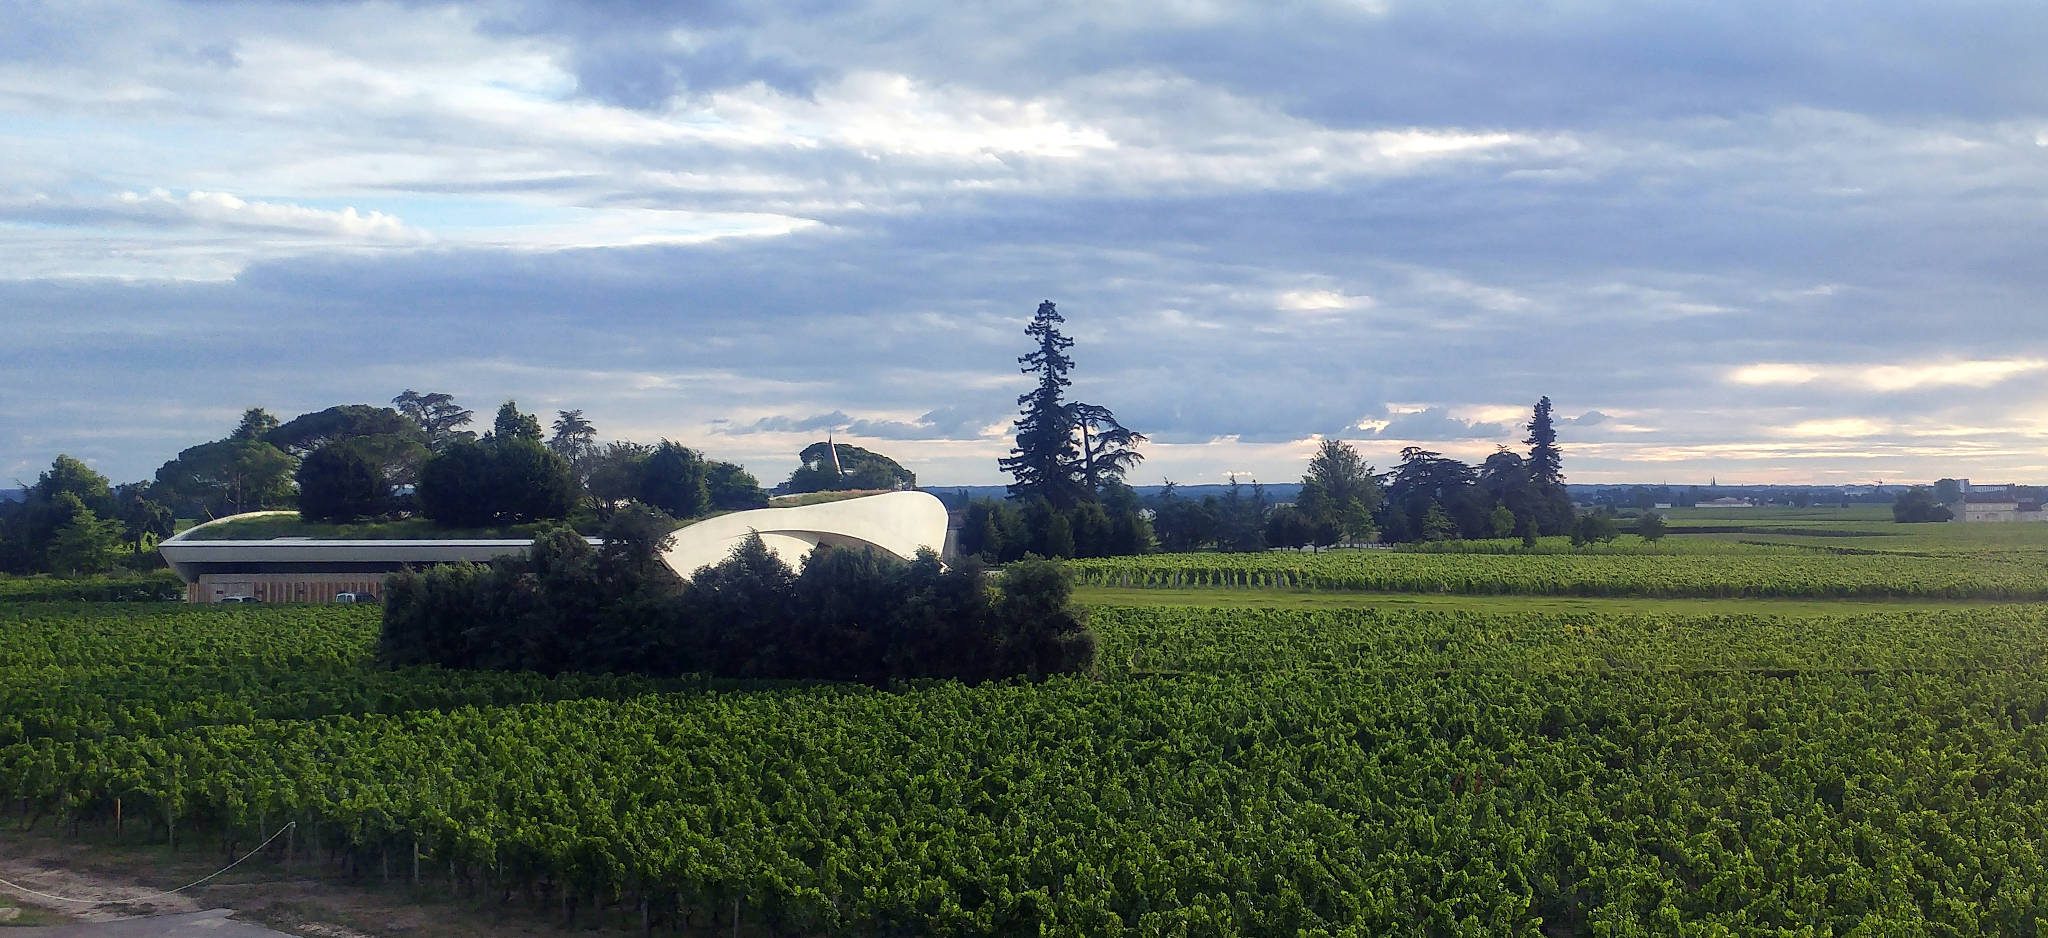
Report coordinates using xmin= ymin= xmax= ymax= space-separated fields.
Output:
xmin=1063 ymin=549 xmax=2048 ymax=599
xmin=6 ymin=602 xmax=2048 ymax=933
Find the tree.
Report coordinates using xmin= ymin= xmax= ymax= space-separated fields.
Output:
xmin=1265 ymin=505 xmax=1313 ymax=551
xmin=154 ymin=438 xmax=297 ymax=518
xmin=5 ymin=456 xmax=117 ymax=573
xmin=1637 ymin=511 xmax=1668 ymax=541
xmin=1933 ymin=478 xmax=1963 ymax=505
xmin=492 ymin=437 xmax=577 ymax=522
xmin=45 ymin=493 xmax=120 ymax=576
xmin=1379 ymin=447 xmax=1482 ymax=543
xmin=230 ymin=407 xmax=279 ymax=443
xmin=1488 ymin=504 xmax=1516 ymax=538
xmin=640 ymin=440 xmax=709 ymax=519
xmin=1152 ymin=482 xmax=1219 ymax=553
xmin=1893 ymin=487 xmax=1954 ymax=523
xmin=548 ymin=410 xmax=599 ymax=462
xmin=786 ymin=442 xmax=915 ymax=493
xmin=416 ymin=439 xmax=498 ymax=527
xmin=1525 ymin=397 xmax=1573 ymax=535
xmin=1420 ymin=501 xmax=1458 ymax=541
xmin=392 ymin=390 xmax=474 ymax=448
xmin=1570 ymin=512 xmax=1620 ymax=547
xmin=1068 ymin=402 xmax=1146 ymax=490
xmin=267 ymin=405 xmax=421 ymax=457
xmin=990 ymin=557 xmax=1095 ymax=681
xmin=1299 ymin=440 xmax=1381 ymax=544
xmin=32 ymin=455 xmax=113 ymax=511
xmin=491 ymin=401 xmax=544 ymax=443
xmin=998 ymin=301 xmax=1086 ymax=508
xmin=706 ymin=462 xmax=767 ymax=510
xmin=297 ymin=441 xmax=390 ymax=523
xmin=114 ymin=483 xmax=173 ymax=555
xmin=587 ymin=442 xmax=653 ymax=515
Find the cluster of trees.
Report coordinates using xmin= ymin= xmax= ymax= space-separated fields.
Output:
xmin=1893 ymin=487 xmax=1955 ymax=523
xmin=964 ymin=301 xmax=1151 ymax=561
xmin=332 ymin=396 xmax=766 ymax=528
xmin=1 ymin=391 xmax=780 ymax=574
xmin=784 ymin=441 xmax=916 ymax=493
xmin=0 ymin=456 xmax=164 ymax=576
xmin=380 ymin=510 xmax=1094 ymax=683
xmin=958 ymin=483 xmax=1150 ymax=561
xmin=1148 ymin=398 xmax=1578 ymax=552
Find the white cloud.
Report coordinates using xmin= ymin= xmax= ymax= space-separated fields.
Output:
xmin=1275 ymin=289 xmax=1372 ymax=312
xmin=113 ymin=188 xmax=421 ymax=240
xmin=1729 ymin=359 xmax=2048 ymax=392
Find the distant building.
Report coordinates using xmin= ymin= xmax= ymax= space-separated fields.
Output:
xmin=1957 ymin=485 xmax=2048 ymax=523
xmin=1695 ymin=497 xmax=1755 ymax=508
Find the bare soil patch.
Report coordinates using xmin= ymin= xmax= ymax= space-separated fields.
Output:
xmin=0 ymin=830 xmax=649 ymax=938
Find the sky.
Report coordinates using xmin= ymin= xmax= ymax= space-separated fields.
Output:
xmin=4 ymin=0 xmax=2047 ymax=490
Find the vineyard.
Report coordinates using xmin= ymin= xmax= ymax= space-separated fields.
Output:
xmin=1062 ymin=547 xmax=2048 ymax=599
xmin=7 ymin=599 xmax=2048 ymax=935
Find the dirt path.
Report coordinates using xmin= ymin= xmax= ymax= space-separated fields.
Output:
xmin=0 ymin=832 xmax=633 ymax=938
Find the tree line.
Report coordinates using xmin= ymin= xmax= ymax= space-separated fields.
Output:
xmin=1150 ymin=398 xmax=1578 ymax=552
xmin=379 ymin=510 xmax=1095 ymax=684
xmin=2 ymin=390 xmax=931 ymax=576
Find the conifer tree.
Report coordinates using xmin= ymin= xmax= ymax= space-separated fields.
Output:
xmin=999 ymin=301 xmax=1087 ymax=508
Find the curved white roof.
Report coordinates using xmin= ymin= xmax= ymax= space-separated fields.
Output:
xmin=158 ymin=493 xmax=951 ymax=583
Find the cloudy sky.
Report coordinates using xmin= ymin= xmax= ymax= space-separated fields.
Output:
xmin=5 ymin=0 xmax=2047 ymax=489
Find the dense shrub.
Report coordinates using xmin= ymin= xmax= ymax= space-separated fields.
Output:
xmin=0 ymin=571 xmax=183 ymax=602
xmin=380 ymin=511 xmax=1093 ymax=684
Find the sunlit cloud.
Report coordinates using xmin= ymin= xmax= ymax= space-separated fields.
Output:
xmin=1729 ymin=359 xmax=2048 ymax=392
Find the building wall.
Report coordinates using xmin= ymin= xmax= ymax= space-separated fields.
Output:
xmin=1959 ymin=504 xmax=2048 ymax=523
xmin=191 ymin=572 xmax=387 ymax=604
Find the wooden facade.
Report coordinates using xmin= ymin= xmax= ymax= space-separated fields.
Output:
xmin=190 ymin=572 xmax=386 ymax=604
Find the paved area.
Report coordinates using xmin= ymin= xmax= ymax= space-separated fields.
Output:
xmin=4 ymin=909 xmax=294 ymax=938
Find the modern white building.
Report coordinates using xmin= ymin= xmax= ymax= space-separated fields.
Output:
xmin=159 ymin=491 xmax=952 ymax=602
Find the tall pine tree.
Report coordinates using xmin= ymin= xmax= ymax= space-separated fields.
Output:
xmin=1524 ymin=396 xmax=1574 ymax=536
xmin=999 ymin=301 xmax=1087 ymax=508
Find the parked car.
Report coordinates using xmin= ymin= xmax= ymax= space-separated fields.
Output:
xmin=333 ymin=592 xmax=373 ymax=604
xmin=216 ymin=596 xmax=260 ymax=604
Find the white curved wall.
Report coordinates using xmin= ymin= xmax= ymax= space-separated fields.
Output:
xmin=659 ymin=491 xmax=950 ymax=579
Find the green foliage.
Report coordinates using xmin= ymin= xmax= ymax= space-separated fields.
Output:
xmin=999 ymin=300 xmax=1088 ymax=508
xmin=416 ymin=436 xmax=576 ymax=527
xmin=12 ymin=599 xmax=2048 ymax=935
xmin=415 ymin=438 xmax=497 ymax=527
xmin=0 ymin=572 xmax=182 ymax=601
xmin=229 ymin=406 xmax=279 ymax=443
xmin=295 ymin=440 xmax=389 ymax=523
xmin=381 ymin=529 xmax=1092 ymax=685
xmin=1637 ymin=510 xmax=1668 ymax=541
xmin=1570 ymin=512 xmax=1621 ymax=547
xmin=1299 ymin=439 xmax=1382 ymax=543
xmin=44 ymin=494 xmax=121 ymax=576
xmin=391 ymin=389 xmax=474 ymax=448
xmin=491 ymin=437 xmax=577 ymax=522
xmin=490 ymin=400 xmax=544 ymax=442
xmin=1488 ymin=503 xmax=1516 ymax=538
xmin=266 ymin=404 xmax=421 ymax=457
xmin=1064 ymin=543 xmax=2048 ymax=598
xmin=705 ymin=460 xmax=767 ymax=510
xmin=153 ymin=437 xmax=297 ymax=518
xmin=639 ymin=439 xmax=709 ymax=518
xmin=1420 ymin=500 xmax=1457 ymax=541
xmin=786 ymin=441 xmax=915 ymax=493
xmin=1894 ymin=486 xmax=1956 ymax=523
